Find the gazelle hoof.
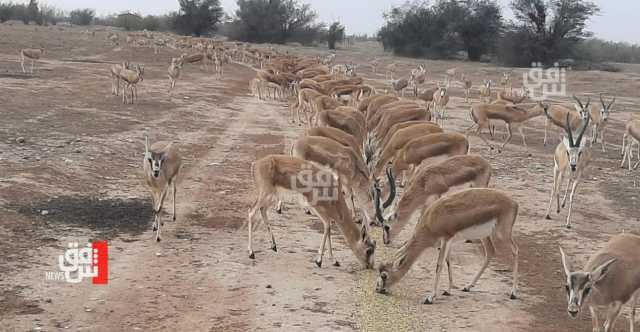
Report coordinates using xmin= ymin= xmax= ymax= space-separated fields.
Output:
xmin=315 ymin=259 xmax=322 ymax=268
xmin=333 ymin=261 xmax=341 ymax=267
xmin=156 ymin=236 xmax=161 ymax=242
xmin=271 ymin=244 xmax=278 ymax=252
xmin=249 ymin=252 xmax=255 ymax=259
xmin=566 ymin=224 xmax=572 ymax=229
xmin=443 ymin=291 xmax=451 ymax=296
xmin=545 ymin=215 xmax=552 ymax=220
xmin=275 ymin=208 xmax=282 ymax=214
xmin=423 ymin=296 xmax=434 ymax=305
xmin=510 ymin=293 xmax=517 ymax=300
xmin=462 ymin=287 xmax=471 ymax=292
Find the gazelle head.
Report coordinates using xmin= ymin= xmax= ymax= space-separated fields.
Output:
xmin=598 ymin=93 xmax=616 ymax=122
xmin=573 ymin=95 xmax=591 ymax=121
xmin=372 ymin=167 xmax=396 ymax=244
xmin=135 ymin=64 xmax=145 ymax=81
xmin=559 ymin=247 xmax=616 ymax=318
xmin=144 ymin=135 xmax=164 ymax=178
xmin=562 ymin=108 xmax=590 ymax=172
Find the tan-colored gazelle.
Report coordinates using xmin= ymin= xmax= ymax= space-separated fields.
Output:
xmin=545 ymin=106 xmax=592 ymax=228
xmin=247 ymin=155 xmax=376 ymax=269
xmin=143 ymin=136 xmax=182 ymax=242
xmin=620 ymin=119 xmax=640 ymax=170
xmin=589 ymin=94 xmax=616 ymax=152
xmin=559 ymin=234 xmax=640 ymax=332
xmin=375 ymin=155 xmax=492 ymax=245
xmin=375 ymin=188 xmax=519 ymax=305
xmin=168 ymin=56 xmax=184 ymax=92
xmin=20 ymin=48 xmax=44 ymax=74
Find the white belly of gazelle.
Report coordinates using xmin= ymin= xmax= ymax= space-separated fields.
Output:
xmin=453 ymin=219 xmax=496 ymax=241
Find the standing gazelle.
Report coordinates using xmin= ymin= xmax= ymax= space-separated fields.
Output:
xmin=620 ymin=119 xmax=640 ymax=170
xmin=590 ymin=94 xmax=616 ymax=152
xmin=143 ymin=136 xmax=182 ymax=242
xmin=168 ymin=56 xmax=184 ymax=92
xmin=20 ymin=48 xmax=44 ymax=74
xmin=545 ymin=102 xmax=592 ymax=228
xmin=375 ymin=188 xmax=519 ymax=305
xmin=559 ymin=234 xmax=640 ymax=332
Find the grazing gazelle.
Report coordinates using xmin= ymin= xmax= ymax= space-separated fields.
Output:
xmin=376 ymin=155 xmax=492 ymax=245
xmin=545 ymin=107 xmax=591 ymax=228
xmin=620 ymin=119 xmax=640 ymax=170
xmin=247 ymin=155 xmax=376 ymax=269
xmin=375 ymin=188 xmax=519 ymax=305
xmin=590 ymin=94 xmax=616 ymax=152
xmin=559 ymin=234 xmax=640 ymax=332
xmin=20 ymin=48 xmax=44 ymax=74
xmin=143 ymin=136 xmax=182 ymax=242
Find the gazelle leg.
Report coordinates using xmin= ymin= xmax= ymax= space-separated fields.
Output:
xmin=326 ymin=222 xmax=340 ymax=267
xmin=425 ymin=239 xmax=451 ymax=304
xmin=601 ymin=130 xmax=606 ymax=152
xmin=463 ymin=237 xmax=494 ymax=293
xmin=509 ymin=236 xmax=519 ymax=299
xmin=561 ymin=177 xmax=572 ymax=208
xmin=518 ymin=125 xmax=529 ymax=154
xmin=621 ymin=134 xmax=627 ymax=157
xmin=247 ymin=204 xmax=259 ymax=259
xmin=443 ymin=254 xmax=455 ymax=296
xmin=603 ymin=302 xmax=623 ymax=332
xmin=315 ymin=219 xmax=330 ymax=268
xmin=589 ymin=306 xmax=600 ymax=332
xmin=275 ymin=200 xmax=283 ymax=214
xmin=259 ymin=207 xmax=277 ymax=252
xmin=21 ymin=56 xmax=26 ymax=73
xmin=546 ymin=165 xmax=561 ymax=219
xmin=155 ymin=213 xmax=162 ymax=242
xmin=565 ymin=175 xmax=582 ymax=229
xmin=172 ymin=179 xmax=177 ymax=221
xmin=499 ymin=123 xmax=513 ymax=152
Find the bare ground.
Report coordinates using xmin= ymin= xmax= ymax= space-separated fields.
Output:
xmin=1 ymin=25 xmax=639 ymax=331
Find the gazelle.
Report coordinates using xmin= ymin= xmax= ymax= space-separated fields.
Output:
xmin=390 ymin=78 xmax=409 ymax=96
xmin=370 ymin=105 xmax=431 ymax=150
xmin=479 ymin=80 xmax=492 ymax=103
xmin=461 ymin=74 xmax=472 ymax=103
xmin=20 ymin=48 xmax=44 ymax=74
xmin=110 ymin=61 xmax=130 ymax=96
xmin=467 ymin=102 xmax=548 ymax=153
xmin=143 ymin=136 xmax=182 ymax=242
xmin=385 ymin=63 xmax=398 ymax=80
xmin=620 ymin=119 xmax=640 ymax=170
xmin=445 ymin=67 xmax=457 ymax=85
xmin=168 ymin=56 xmax=184 ymax=92
xmin=499 ymin=71 xmax=512 ymax=94
xmin=545 ymin=108 xmax=592 ymax=228
xmin=590 ymin=94 xmax=616 ymax=152
xmin=559 ymin=234 xmax=640 ymax=332
xmin=247 ymin=155 xmax=376 ymax=268
xmin=375 ymin=188 xmax=519 ymax=305
xmin=432 ymin=84 xmax=450 ymax=127
xmin=376 ymin=155 xmax=491 ymax=245
xmin=119 ymin=64 xmax=144 ymax=104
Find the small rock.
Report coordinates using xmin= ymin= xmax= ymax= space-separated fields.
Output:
xmin=41 ymin=210 xmax=49 ymax=216
xmin=265 ymin=284 xmax=272 ymax=289
xmin=74 ymin=149 xmax=81 ymax=153
xmin=84 ymin=307 xmax=92 ymax=312
xmin=16 ymin=137 xmax=25 ymax=143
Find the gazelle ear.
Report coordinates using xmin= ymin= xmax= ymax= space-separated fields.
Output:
xmin=590 ymin=258 xmax=616 ymax=283
xmin=559 ymin=247 xmax=572 ymax=278
xmin=360 ymin=223 xmax=369 ymax=242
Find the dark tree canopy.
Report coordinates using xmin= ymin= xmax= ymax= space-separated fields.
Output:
xmin=377 ymin=0 xmax=502 ymax=60
xmin=228 ymin=0 xmax=324 ymax=45
xmin=69 ymin=9 xmax=95 ymax=26
xmin=172 ymin=0 xmax=224 ymax=36
xmin=498 ymin=0 xmax=600 ymax=66
xmin=327 ymin=22 xmax=345 ymax=50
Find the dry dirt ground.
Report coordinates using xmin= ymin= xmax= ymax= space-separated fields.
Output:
xmin=1 ymin=25 xmax=639 ymax=332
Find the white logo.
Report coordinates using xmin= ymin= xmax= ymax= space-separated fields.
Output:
xmin=54 ymin=242 xmax=99 ymax=283
xmin=290 ymin=164 xmax=339 ymax=205
xmin=523 ymin=62 xmax=566 ymax=101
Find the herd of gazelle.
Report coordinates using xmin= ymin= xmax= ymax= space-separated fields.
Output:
xmin=24 ymin=35 xmax=631 ymax=329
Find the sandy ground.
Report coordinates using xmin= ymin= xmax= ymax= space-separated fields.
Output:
xmin=1 ymin=25 xmax=639 ymax=331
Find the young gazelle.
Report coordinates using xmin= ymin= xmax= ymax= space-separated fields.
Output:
xmin=590 ymin=94 xmax=616 ymax=152
xmin=376 ymin=155 xmax=492 ymax=245
xmin=545 ymin=110 xmax=591 ymax=228
xmin=20 ymin=48 xmax=44 ymax=74
xmin=247 ymin=155 xmax=376 ymax=269
xmin=620 ymin=119 xmax=640 ymax=170
xmin=119 ymin=64 xmax=144 ymax=104
xmin=375 ymin=188 xmax=520 ymax=304
xmin=143 ymin=136 xmax=182 ymax=242
xmin=168 ymin=56 xmax=184 ymax=92
xmin=559 ymin=234 xmax=640 ymax=332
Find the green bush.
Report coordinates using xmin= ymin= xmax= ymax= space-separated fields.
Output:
xmin=69 ymin=8 xmax=94 ymax=25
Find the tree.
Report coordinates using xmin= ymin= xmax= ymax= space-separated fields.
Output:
xmin=378 ymin=1 xmax=503 ymax=60
xmin=500 ymin=0 xmax=600 ymax=66
xmin=0 ymin=3 xmax=13 ymax=23
xmin=173 ymin=0 xmax=224 ymax=36
xmin=229 ymin=0 xmax=322 ymax=45
xmin=69 ymin=9 xmax=95 ymax=26
xmin=27 ymin=0 xmax=40 ymax=24
xmin=142 ymin=15 xmax=160 ymax=31
xmin=115 ymin=13 xmax=142 ymax=31
xmin=327 ymin=22 xmax=345 ymax=50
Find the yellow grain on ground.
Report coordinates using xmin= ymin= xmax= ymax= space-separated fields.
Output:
xmin=353 ymin=227 xmax=433 ymax=331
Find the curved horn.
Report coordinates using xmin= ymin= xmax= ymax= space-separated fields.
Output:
xmin=373 ymin=184 xmax=385 ymax=225
xmin=608 ymin=96 xmax=616 ymax=109
xmin=565 ymin=113 xmax=574 ymax=146
xmin=576 ymin=110 xmax=591 ymax=146
xmin=144 ymin=134 xmax=150 ymax=154
xmin=573 ymin=95 xmax=584 ymax=110
xmin=600 ymin=93 xmax=605 ymax=108
xmin=584 ymin=97 xmax=591 ymax=110
xmin=382 ymin=167 xmax=396 ymax=209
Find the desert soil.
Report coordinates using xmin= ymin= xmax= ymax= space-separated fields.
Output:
xmin=1 ymin=25 xmax=639 ymax=332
